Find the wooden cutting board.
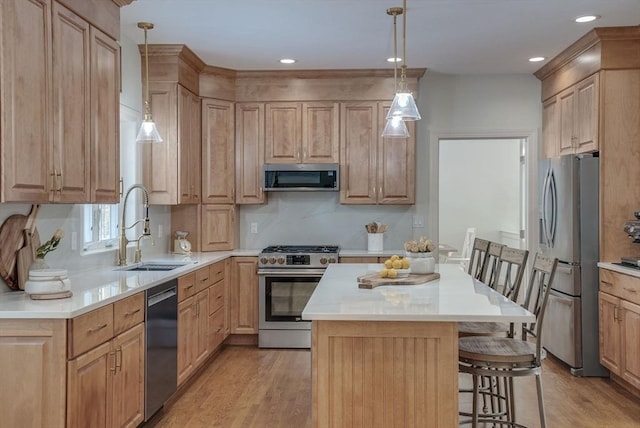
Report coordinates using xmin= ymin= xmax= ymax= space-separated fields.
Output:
xmin=357 ymin=272 xmax=441 ymax=289
xmin=0 ymin=205 xmax=39 ymax=290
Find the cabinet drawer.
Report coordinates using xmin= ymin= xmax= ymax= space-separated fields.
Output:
xmin=113 ymin=292 xmax=144 ymax=335
xmin=209 ymin=307 xmax=225 ymax=352
xmin=600 ymin=269 xmax=640 ymax=305
xmin=69 ymin=305 xmax=114 ymax=358
xmin=209 ymin=280 xmax=225 ymax=315
xmin=209 ymin=260 xmax=225 ymax=285
xmin=178 ymin=272 xmax=196 ymax=302
xmin=196 ymin=266 xmax=211 ymax=293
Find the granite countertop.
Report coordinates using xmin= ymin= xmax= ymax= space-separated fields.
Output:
xmin=302 ymin=263 xmax=535 ymax=323
xmin=0 ymin=251 xmax=262 ymax=319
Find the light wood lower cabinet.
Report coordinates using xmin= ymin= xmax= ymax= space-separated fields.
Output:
xmin=0 ymin=319 xmax=67 ymax=428
xmin=67 ymin=322 xmax=145 ymax=428
xmin=231 ymin=257 xmax=259 ymax=334
xmin=599 ymin=269 xmax=640 ymax=391
xmin=177 ymin=288 xmax=210 ymax=386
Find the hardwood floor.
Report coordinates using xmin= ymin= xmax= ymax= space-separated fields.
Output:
xmin=149 ymin=346 xmax=639 ymax=428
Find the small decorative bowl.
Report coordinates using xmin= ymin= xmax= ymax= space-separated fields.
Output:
xmin=395 ymin=268 xmax=411 ymax=278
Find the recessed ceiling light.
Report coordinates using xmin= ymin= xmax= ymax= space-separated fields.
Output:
xmin=529 ymin=56 xmax=546 ymax=63
xmin=386 ymin=57 xmax=402 ymax=63
xmin=279 ymin=58 xmax=296 ymax=64
xmin=575 ymin=15 xmax=599 ymax=23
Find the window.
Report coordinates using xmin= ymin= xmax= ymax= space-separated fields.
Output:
xmin=83 ymin=204 xmax=119 ymax=251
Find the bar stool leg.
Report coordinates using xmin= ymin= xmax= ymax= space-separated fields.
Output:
xmin=472 ymin=373 xmax=479 ymax=428
xmin=536 ymin=374 xmax=547 ymax=428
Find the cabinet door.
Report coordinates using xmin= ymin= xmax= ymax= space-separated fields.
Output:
xmin=265 ymin=102 xmax=301 ymax=163
xmin=111 ymin=323 xmax=145 ymax=428
xmin=201 ymin=204 xmax=237 ymax=251
xmin=231 ymin=257 xmax=259 ymax=334
xmin=52 ymin=2 xmax=90 ymax=202
xmin=67 ymin=341 xmax=113 ymax=428
xmin=209 ymin=307 xmax=226 ymax=352
xmin=90 ymin=26 xmax=120 ymax=203
xmin=235 ymin=103 xmax=265 ymax=204
xmin=378 ymin=102 xmax=415 ymax=204
xmin=340 ymin=102 xmax=378 ymax=204
xmin=621 ymin=299 xmax=640 ymax=389
xmin=303 ymin=102 xmax=340 ymax=163
xmin=599 ymin=291 xmax=621 ymax=374
xmin=558 ymin=86 xmax=576 ymax=156
xmin=224 ymin=258 xmax=231 ymax=336
xmin=177 ymin=296 xmax=195 ymax=385
xmin=542 ymin=97 xmax=559 ymax=159
xmin=202 ymin=98 xmax=235 ymax=204
xmin=143 ymin=82 xmax=178 ymax=204
xmin=178 ymin=86 xmax=201 ymax=204
xmin=574 ymin=74 xmax=599 ymax=154
xmin=0 ymin=319 xmax=66 ymax=428
xmin=194 ymin=289 xmax=210 ymax=366
xmin=0 ymin=0 xmax=52 ymax=202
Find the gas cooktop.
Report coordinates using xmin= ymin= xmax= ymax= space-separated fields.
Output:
xmin=261 ymin=245 xmax=339 ymax=254
xmin=259 ymin=245 xmax=340 ymax=268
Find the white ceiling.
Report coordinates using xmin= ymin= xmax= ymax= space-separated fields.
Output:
xmin=120 ymin=0 xmax=640 ymax=75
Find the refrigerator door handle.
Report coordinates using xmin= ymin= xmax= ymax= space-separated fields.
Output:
xmin=542 ymin=168 xmax=551 ymax=248
xmin=549 ymin=169 xmax=558 ymax=248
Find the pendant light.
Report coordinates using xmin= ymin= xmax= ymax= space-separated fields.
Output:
xmin=387 ymin=0 xmax=421 ymax=121
xmin=136 ymin=22 xmax=163 ymax=143
xmin=382 ymin=6 xmax=410 ymax=138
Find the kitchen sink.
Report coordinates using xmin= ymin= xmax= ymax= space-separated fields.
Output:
xmin=115 ymin=262 xmax=189 ymax=272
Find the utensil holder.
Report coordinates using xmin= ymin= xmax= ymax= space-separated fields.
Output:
xmin=367 ymin=233 xmax=384 ymax=252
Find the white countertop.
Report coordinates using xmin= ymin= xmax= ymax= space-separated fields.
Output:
xmin=302 ymin=263 xmax=535 ymax=322
xmin=0 ymin=251 xmax=251 ymax=319
xmin=339 ymin=249 xmax=406 ymax=258
xmin=598 ymin=262 xmax=640 ymax=278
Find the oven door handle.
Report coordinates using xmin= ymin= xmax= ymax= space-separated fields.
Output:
xmin=258 ymin=270 xmax=326 ymax=277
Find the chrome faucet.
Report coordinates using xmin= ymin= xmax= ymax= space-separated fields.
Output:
xmin=118 ymin=184 xmax=152 ymax=266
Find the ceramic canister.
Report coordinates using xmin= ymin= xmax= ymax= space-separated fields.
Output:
xmin=24 ymin=268 xmax=71 ymax=295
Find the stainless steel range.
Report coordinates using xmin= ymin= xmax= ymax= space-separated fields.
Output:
xmin=258 ymin=245 xmax=339 ymax=348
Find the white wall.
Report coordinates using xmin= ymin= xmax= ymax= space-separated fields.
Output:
xmin=438 ymin=139 xmax=521 ymax=250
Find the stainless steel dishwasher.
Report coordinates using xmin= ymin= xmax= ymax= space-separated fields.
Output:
xmin=145 ymin=279 xmax=178 ymax=421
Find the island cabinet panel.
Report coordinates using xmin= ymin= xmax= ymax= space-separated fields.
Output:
xmin=312 ymin=320 xmax=458 ymax=428
xmin=0 ymin=319 xmax=67 ymax=428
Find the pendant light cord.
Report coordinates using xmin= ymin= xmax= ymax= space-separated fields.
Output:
xmin=401 ymin=0 xmax=408 ymax=85
xmin=393 ymin=12 xmax=398 ymax=92
xmin=144 ymin=27 xmax=150 ymax=116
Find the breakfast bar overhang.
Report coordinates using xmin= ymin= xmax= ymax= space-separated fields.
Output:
xmin=302 ymin=263 xmax=535 ymax=427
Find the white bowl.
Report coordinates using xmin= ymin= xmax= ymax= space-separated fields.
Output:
xmin=395 ymin=268 xmax=411 ymax=278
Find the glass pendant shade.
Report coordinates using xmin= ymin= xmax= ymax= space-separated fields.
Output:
xmin=136 ymin=114 xmax=163 ymax=143
xmin=381 ymin=115 xmax=410 ymax=138
xmin=387 ymin=90 xmax=421 ymax=121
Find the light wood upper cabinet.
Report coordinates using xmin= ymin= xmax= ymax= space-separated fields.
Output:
xmin=143 ymin=83 xmax=201 ymax=205
xmin=202 ymin=98 xmax=235 ymax=204
xmin=231 ymin=257 xmax=259 ymax=334
xmin=0 ymin=0 xmax=119 ymax=203
xmin=235 ymin=103 xmax=266 ymax=204
xmin=340 ymin=101 xmax=415 ymax=205
xmin=265 ymin=102 xmax=339 ymax=164
xmin=201 ymin=204 xmax=237 ymax=251
xmin=543 ymin=74 xmax=599 ymax=158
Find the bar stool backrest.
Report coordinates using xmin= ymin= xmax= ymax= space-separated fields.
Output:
xmin=467 ymin=238 xmax=490 ymax=280
xmin=481 ymin=242 xmax=505 ymax=288
xmin=521 ymin=253 xmax=558 ymax=365
xmin=494 ymin=247 xmax=529 ymax=302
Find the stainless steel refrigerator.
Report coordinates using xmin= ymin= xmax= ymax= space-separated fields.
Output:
xmin=539 ymin=154 xmax=607 ymax=376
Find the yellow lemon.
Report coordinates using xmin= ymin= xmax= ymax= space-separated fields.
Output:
xmin=387 ymin=268 xmax=398 ymax=279
xmin=380 ymin=268 xmax=389 ymax=278
xmin=401 ymin=258 xmax=410 ymax=269
xmin=384 ymin=259 xmax=393 ymax=269
xmin=392 ymin=259 xmax=403 ymax=269
xmin=390 ymin=254 xmax=400 ymax=261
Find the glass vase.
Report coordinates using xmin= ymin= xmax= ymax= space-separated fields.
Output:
xmin=29 ymin=257 xmax=50 ymax=272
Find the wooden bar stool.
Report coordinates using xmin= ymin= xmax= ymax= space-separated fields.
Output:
xmin=458 ymin=253 xmax=558 ymax=427
xmin=467 ymin=238 xmax=490 ymax=280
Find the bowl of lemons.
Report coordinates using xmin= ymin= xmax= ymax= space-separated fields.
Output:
xmin=380 ymin=254 xmax=411 ymax=278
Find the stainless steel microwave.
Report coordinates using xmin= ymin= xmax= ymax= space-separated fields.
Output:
xmin=263 ymin=163 xmax=339 ymax=191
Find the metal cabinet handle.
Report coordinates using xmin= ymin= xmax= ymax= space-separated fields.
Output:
xmin=88 ymin=323 xmax=107 ymax=333
xmin=109 ymin=350 xmax=117 ymax=372
xmin=623 ymin=287 xmax=637 ymax=293
xmin=613 ymin=306 xmax=620 ymax=322
xmin=115 ymin=346 xmax=122 ymax=372
xmin=200 ymin=277 xmax=209 ymax=283
xmin=217 ymin=295 xmax=223 ymax=300
xmin=185 ymin=284 xmax=194 ymax=290
xmin=125 ymin=308 xmax=141 ymax=316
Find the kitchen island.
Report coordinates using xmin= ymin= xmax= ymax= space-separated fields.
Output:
xmin=302 ymin=263 xmax=535 ymax=427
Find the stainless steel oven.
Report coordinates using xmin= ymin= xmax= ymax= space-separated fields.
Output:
xmin=258 ymin=245 xmax=338 ymax=348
